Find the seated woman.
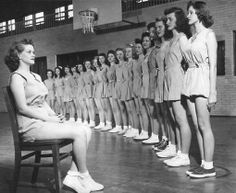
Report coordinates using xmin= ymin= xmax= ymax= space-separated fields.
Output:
xmin=4 ymin=39 xmax=104 ymax=193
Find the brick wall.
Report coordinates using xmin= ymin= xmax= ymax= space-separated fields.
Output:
xmin=0 ymin=0 xmax=236 ymax=116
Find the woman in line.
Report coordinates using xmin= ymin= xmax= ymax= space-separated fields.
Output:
xmin=157 ymin=7 xmax=192 ymax=168
xmin=139 ymin=32 xmax=159 ymax=144
xmin=98 ymin=53 xmax=113 ymax=131
xmin=5 ymin=39 xmax=104 ymax=193
xmin=44 ymin=69 xmax=55 ymax=110
xmin=115 ymin=48 xmax=129 ymax=134
xmin=106 ymin=50 xmax=123 ymax=133
xmin=133 ymin=39 xmax=148 ymax=140
xmin=152 ymin=16 xmax=173 ymax=152
xmin=83 ymin=60 xmax=96 ymax=128
xmin=63 ymin=66 xmax=77 ymax=121
xmin=71 ymin=66 xmax=79 ymax=121
xmin=54 ymin=66 xmax=64 ymax=115
xmin=122 ymin=45 xmax=139 ymax=137
xmin=93 ymin=57 xmax=106 ymax=130
xmin=79 ymin=64 xmax=90 ymax=126
xmin=183 ymin=1 xmax=217 ymax=178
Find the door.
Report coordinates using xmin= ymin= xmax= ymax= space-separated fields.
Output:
xmin=31 ymin=56 xmax=47 ymax=81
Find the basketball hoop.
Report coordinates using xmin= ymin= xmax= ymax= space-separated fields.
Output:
xmin=79 ymin=9 xmax=98 ymax=34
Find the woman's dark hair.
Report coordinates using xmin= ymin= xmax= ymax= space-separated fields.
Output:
xmin=141 ymin=32 xmax=155 ymax=55
xmin=107 ymin=50 xmax=118 ymax=64
xmin=63 ymin=65 xmax=72 ymax=75
xmin=98 ymin=53 xmax=109 ymax=66
xmin=155 ymin=16 xmax=173 ymax=41
xmin=134 ymin=38 xmax=142 ymax=45
xmin=76 ymin=63 xmax=86 ymax=73
xmin=164 ymin=7 xmax=191 ymax=38
xmin=5 ymin=39 xmax=34 ymax=72
xmin=147 ymin=22 xmax=155 ymax=31
xmin=54 ymin=66 xmax=63 ymax=78
xmin=84 ymin=59 xmax=96 ymax=71
xmin=115 ymin=48 xmax=127 ymax=61
xmin=46 ymin=69 xmax=54 ymax=78
xmin=187 ymin=1 xmax=214 ymax=28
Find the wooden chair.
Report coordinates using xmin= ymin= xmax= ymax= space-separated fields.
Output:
xmin=2 ymin=86 xmax=73 ymax=193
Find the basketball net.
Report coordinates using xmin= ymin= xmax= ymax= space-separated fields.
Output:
xmin=79 ymin=9 xmax=97 ymax=33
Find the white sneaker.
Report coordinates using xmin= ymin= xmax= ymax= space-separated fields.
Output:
xmin=68 ymin=117 xmax=75 ymax=122
xmin=80 ymin=173 xmax=104 ymax=192
xmin=124 ymin=128 xmax=139 ymax=138
xmin=63 ymin=174 xmax=90 ymax=193
xmin=94 ymin=122 xmax=104 ymax=130
xmin=101 ymin=124 xmax=112 ymax=131
xmin=142 ymin=134 xmax=159 ymax=145
xmin=89 ymin=121 xmax=95 ymax=128
xmin=109 ymin=126 xmax=121 ymax=133
xmin=123 ymin=128 xmax=132 ymax=137
xmin=163 ymin=151 xmax=181 ymax=164
xmin=82 ymin=121 xmax=89 ymax=127
xmin=166 ymin=154 xmax=190 ymax=167
xmin=77 ymin=118 xmax=83 ymax=125
xmin=156 ymin=144 xmax=176 ymax=158
xmin=133 ymin=131 xmax=149 ymax=140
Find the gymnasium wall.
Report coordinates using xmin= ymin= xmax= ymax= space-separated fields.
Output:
xmin=0 ymin=0 xmax=236 ymax=116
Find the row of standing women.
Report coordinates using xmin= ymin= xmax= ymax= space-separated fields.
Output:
xmin=44 ymin=1 xmax=217 ymax=179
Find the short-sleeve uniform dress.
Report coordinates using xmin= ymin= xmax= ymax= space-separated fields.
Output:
xmin=54 ymin=77 xmax=64 ymax=100
xmin=141 ymin=49 xmax=153 ymax=99
xmin=106 ymin=64 xmax=116 ymax=98
xmin=114 ymin=62 xmax=124 ymax=99
xmin=120 ymin=60 xmax=133 ymax=101
xmin=11 ymin=72 xmax=80 ymax=142
xmin=182 ymin=29 xmax=213 ymax=98
xmin=132 ymin=54 xmax=143 ymax=98
xmin=93 ymin=68 xmax=104 ymax=99
xmin=164 ymin=33 xmax=186 ymax=101
xmin=154 ymin=41 xmax=169 ymax=103
xmin=44 ymin=79 xmax=55 ymax=101
xmin=83 ymin=70 xmax=94 ymax=99
xmin=63 ymin=75 xmax=74 ymax=102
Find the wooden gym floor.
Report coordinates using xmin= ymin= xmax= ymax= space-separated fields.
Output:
xmin=0 ymin=112 xmax=235 ymax=193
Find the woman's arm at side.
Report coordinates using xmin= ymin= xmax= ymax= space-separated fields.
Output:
xmin=206 ymin=30 xmax=217 ymax=105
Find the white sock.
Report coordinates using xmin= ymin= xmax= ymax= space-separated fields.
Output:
xmin=79 ymin=171 xmax=90 ymax=178
xmin=201 ymin=160 xmax=205 ymax=167
xmin=180 ymin=153 xmax=189 ymax=159
xmin=106 ymin=121 xmax=112 ymax=126
xmin=123 ymin=125 xmax=128 ymax=130
xmin=203 ymin=161 xmax=214 ymax=169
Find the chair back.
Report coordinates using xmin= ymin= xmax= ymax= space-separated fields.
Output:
xmin=2 ymin=86 xmax=22 ymax=151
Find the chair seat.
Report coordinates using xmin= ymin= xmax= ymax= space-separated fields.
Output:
xmin=21 ymin=139 xmax=73 ymax=150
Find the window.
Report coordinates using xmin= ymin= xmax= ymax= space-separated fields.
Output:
xmin=234 ymin=31 xmax=236 ymax=75
xmin=55 ymin=6 xmax=65 ymax=21
xmin=217 ymin=40 xmax=225 ymax=76
xmin=25 ymin=15 xmax=33 ymax=27
xmin=0 ymin=21 xmax=6 ymax=34
xmin=68 ymin=4 xmax=73 ymax=18
xmin=35 ymin=12 xmax=44 ymax=25
xmin=8 ymin=19 xmax=15 ymax=31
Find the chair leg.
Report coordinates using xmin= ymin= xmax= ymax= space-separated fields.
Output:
xmin=52 ymin=145 xmax=62 ymax=193
xmin=31 ymin=151 xmax=41 ymax=184
xmin=12 ymin=152 xmax=21 ymax=193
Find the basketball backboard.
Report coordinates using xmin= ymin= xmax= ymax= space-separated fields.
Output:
xmin=73 ymin=0 xmax=122 ymax=30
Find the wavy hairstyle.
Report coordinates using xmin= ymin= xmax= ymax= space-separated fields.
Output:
xmin=164 ymin=7 xmax=191 ymax=38
xmin=5 ymin=39 xmax=34 ymax=72
xmin=187 ymin=1 xmax=214 ymax=28
xmin=107 ymin=50 xmax=118 ymax=64
xmin=155 ymin=16 xmax=173 ymax=41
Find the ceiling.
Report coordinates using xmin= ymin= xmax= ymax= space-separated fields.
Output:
xmin=0 ymin=0 xmax=72 ymax=22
